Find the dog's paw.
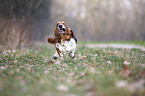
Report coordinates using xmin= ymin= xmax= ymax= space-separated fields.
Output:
xmin=53 ymin=56 xmax=59 ymax=59
xmin=69 ymin=54 xmax=75 ymax=58
xmin=71 ymin=55 xmax=75 ymax=58
xmin=53 ymin=51 xmax=59 ymax=59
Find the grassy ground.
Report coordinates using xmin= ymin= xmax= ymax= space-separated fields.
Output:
xmin=0 ymin=42 xmax=145 ymax=96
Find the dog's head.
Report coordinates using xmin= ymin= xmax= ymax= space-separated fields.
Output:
xmin=56 ymin=21 xmax=67 ymax=34
xmin=48 ymin=21 xmax=77 ymax=44
xmin=55 ymin=21 xmax=75 ymax=41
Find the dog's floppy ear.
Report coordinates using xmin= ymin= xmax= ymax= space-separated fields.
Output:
xmin=55 ymin=28 xmax=59 ymax=37
xmin=48 ymin=38 xmax=56 ymax=44
xmin=55 ymin=28 xmax=59 ymax=39
xmin=54 ymin=28 xmax=61 ymax=43
xmin=66 ymin=28 xmax=74 ymax=38
xmin=71 ymin=30 xmax=77 ymax=43
xmin=71 ymin=30 xmax=74 ymax=38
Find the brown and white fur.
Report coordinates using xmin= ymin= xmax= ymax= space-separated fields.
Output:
xmin=48 ymin=21 xmax=77 ymax=59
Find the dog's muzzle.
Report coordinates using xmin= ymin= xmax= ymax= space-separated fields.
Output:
xmin=59 ymin=28 xmax=66 ymax=34
xmin=60 ymin=28 xmax=66 ymax=31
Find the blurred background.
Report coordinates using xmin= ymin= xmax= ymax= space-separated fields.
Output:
xmin=0 ymin=0 xmax=145 ymax=49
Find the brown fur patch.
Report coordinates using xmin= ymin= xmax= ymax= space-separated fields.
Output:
xmin=48 ymin=38 xmax=56 ymax=44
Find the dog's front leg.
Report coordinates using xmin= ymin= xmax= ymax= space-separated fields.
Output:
xmin=69 ymin=49 xmax=75 ymax=58
xmin=53 ymin=51 xmax=59 ymax=59
xmin=53 ymin=48 xmax=63 ymax=59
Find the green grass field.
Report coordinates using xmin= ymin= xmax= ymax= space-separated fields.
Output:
xmin=0 ymin=42 xmax=145 ymax=96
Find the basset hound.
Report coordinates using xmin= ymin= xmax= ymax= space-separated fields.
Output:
xmin=48 ymin=21 xmax=77 ymax=59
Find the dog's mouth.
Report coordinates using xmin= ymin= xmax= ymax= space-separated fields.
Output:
xmin=60 ymin=28 xmax=66 ymax=31
xmin=59 ymin=28 xmax=66 ymax=34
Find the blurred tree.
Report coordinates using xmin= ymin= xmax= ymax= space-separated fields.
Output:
xmin=1 ymin=0 xmax=144 ymax=49
xmin=47 ymin=0 xmax=145 ymax=41
xmin=0 ymin=0 xmax=52 ymax=49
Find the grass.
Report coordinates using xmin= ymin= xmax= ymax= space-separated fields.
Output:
xmin=0 ymin=42 xmax=145 ymax=96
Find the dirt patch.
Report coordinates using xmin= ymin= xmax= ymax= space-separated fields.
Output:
xmin=86 ymin=44 xmax=145 ymax=51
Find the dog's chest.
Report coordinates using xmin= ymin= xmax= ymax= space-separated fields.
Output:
xmin=55 ymin=38 xmax=76 ymax=54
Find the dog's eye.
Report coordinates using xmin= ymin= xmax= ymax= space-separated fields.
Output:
xmin=63 ymin=23 xmax=65 ymax=25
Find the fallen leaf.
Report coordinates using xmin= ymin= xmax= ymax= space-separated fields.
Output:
xmin=114 ymin=51 xmax=119 ymax=54
xmin=1 ymin=74 xmax=7 ymax=79
xmin=85 ymin=91 xmax=96 ymax=96
xmin=14 ymin=60 xmax=18 ymax=63
xmin=123 ymin=61 xmax=130 ymax=65
xmin=74 ymin=58 xmax=79 ymax=60
xmin=90 ymin=67 xmax=96 ymax=73
xmin=1 ymin=66 xmax=6 ymax=70
xmin=44 ymin=70 xmax=50 ymax=74
xmin=54 ymin=61 xmax=61 ymax=65
xmin=115 ymin=79 xmax=145 ymax=92
xmin=67 ymin=72 xmax=75 ymax=76
xmin=48 ymin=60 xmax=55 ymax=64
xmin=92 ymin=57 xmax=96 ymax=60
xmin=115 ymin=80 xmax=128 ymax=88
xmin=79 ymin=55 xmax=86 ymax=59
xmin=74 ymin=80 xmax=84 ymax=85
xmin=94 ymin=54 xmax=97 ymax=56
xmin=57 ymin=84 xmax=69 ymax=92
xmin=80 ymin=72 xmax=86 ymax=77
xmin=123 ymin=65 xmax=129 ymax=77
xmin=135 ymin=70 xmax=145 ymax=79
xmin=106 ymin=61 xmax=111 ymax=64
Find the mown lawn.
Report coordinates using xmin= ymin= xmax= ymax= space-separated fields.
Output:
xmin=0 ymin=43 xmax=145 ymax=96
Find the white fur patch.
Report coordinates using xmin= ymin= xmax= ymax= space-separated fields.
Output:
xmin=55 ymin=38 xmax=76 ymax=56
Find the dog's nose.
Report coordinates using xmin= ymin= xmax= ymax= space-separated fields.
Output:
xmin=59 ymin=25 xmax=62 ymax=28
